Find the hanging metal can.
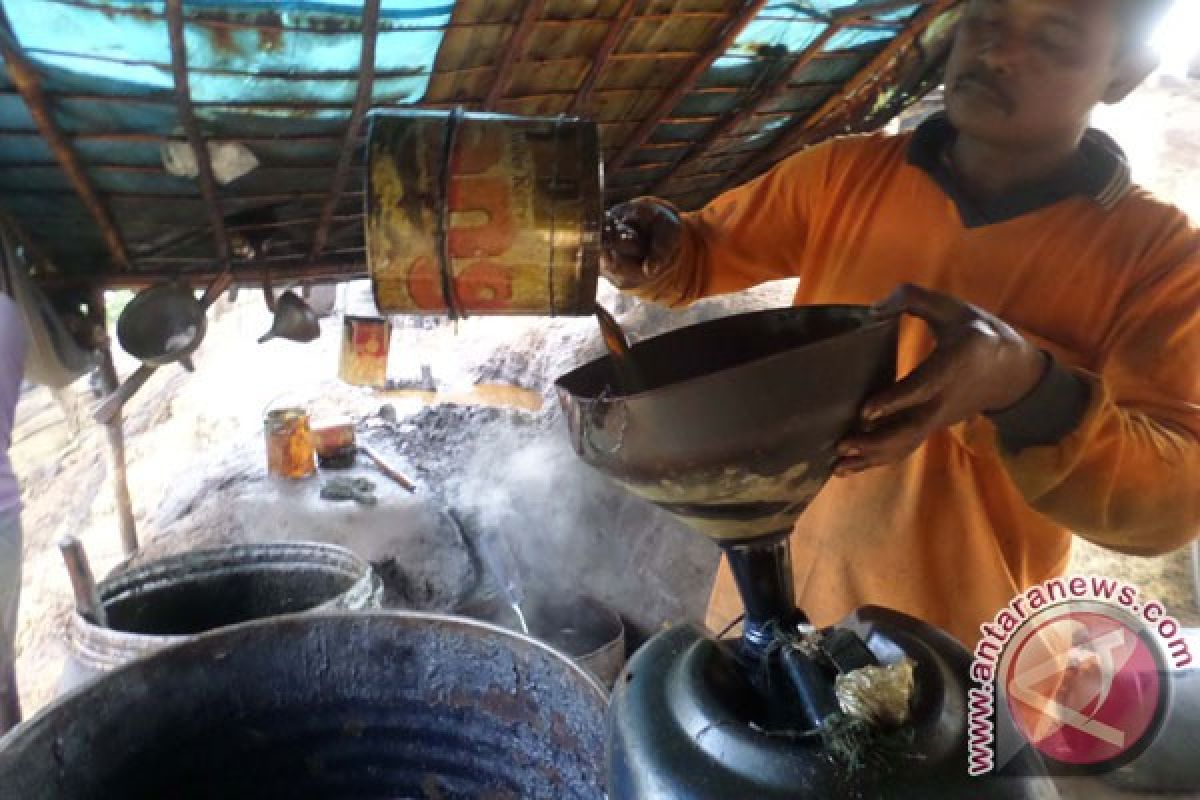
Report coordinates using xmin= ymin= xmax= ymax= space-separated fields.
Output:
xmin=366 ymin=109 xmax=602 ymax=318
xmin=338 ymin=315 xmax=391 ymax=388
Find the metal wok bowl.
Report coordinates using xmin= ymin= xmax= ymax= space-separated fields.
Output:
xmin=116 ymin=281 xmax=207 ymax=369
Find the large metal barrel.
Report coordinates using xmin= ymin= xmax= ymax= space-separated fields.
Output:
xmin=4 ymin=613 xmax=608 ymax=799
xmin=366 ymin=109 xmax=602 ymax=317
xmin=62 ymin=542 xmax=381 ymax=691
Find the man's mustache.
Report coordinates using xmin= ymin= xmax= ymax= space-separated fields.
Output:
xmin=954 ymin=66 xmax=1017 ymax=114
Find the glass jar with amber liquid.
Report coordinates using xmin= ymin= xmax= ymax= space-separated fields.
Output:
xmin=264 ymin=407 xmax=316 ymax=479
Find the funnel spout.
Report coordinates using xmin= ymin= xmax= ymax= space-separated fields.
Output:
xmin=722 ymin=533 xmax=805 ymax=654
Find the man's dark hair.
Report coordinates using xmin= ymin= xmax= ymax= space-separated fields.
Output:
xmin=1114 ymin=0 xmax=1172 ymax=52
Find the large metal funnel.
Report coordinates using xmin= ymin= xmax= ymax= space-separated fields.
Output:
xmin=555 ymin=306 xmax=898 ymax=544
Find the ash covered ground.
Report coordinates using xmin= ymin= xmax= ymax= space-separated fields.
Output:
xmin=9 ymin=278 xmax=805 ymax=713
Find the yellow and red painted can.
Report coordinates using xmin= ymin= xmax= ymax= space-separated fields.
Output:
xmin=366 ymin=109 xmax=602 ymax=317
xmin=338 ymin=315 xmax=391 ymax=388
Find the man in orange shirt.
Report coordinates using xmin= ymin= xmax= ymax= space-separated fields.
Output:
xmin=603 ymin=0 xmax=1199 ymax=648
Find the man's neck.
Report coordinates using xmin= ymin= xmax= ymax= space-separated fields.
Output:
xmin=948 ymin=130 xmax=1086 ymax=200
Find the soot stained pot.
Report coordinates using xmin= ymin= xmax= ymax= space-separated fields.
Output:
xmin=458 ymin=591 xmax=626 ymax=687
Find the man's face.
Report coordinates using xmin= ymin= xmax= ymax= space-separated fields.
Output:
xmin=943 ymin=0 xmax=1133 ymax=146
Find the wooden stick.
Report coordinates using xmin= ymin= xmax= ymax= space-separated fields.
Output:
xmin=359 ymin=445 xmax=417 ymax=493
xmin=57 ymin=535 xmax=108 ymax=627
xmin=89 ymin=292 xmax=139 ymax=555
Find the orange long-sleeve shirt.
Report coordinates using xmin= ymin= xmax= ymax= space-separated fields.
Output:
xmin=636 ymin=117 xmax=1200 ymax=648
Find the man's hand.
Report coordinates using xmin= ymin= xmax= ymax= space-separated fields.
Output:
xmin=601 ymin=199 xmax=683 ymax=290
xmin=835 ymin=284 xmax=1048 ymax=477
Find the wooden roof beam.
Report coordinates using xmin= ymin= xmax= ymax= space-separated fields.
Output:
xmin=165 ymin=0 xmax=231 ymax=281
xmin=41 ymin=261 xmax=368 ymax=291
xmin=731 ymin=0 xmax=959 ymax=186
xmin=606 ymin=0 xmax=770 ymax=173
xmin=43 ymin=0 xmax=729 ymax=32
xmin=0 ymin=18 xmax=129 ymax=269
xmin=568 ymin=0 xmax=638 ymax=116
xmin=648 ymin=22 xmax=841 ymax=196
xmin=309 ymin=0 xmax=380 ymax=263
xmin=483 ymin=0 xmax=548 ymax=110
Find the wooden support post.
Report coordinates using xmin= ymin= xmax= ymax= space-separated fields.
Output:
xmin=89 ymin=292 xmax=138 ymax=556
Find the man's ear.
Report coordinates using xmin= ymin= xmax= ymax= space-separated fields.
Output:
xmin=1102 ymin=47 xmax=1159 ymax=105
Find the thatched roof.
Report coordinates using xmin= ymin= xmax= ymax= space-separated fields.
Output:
xmin=0 ymin=0 xmax=961 ymax=290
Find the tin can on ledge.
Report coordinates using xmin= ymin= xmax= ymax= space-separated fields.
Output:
xmin=338 ymin=315 xmax=391 ymax=388
xmin=264 ymin=408 xmax=316 ymax=479
xmin=366 ymin=109 xmax=602 ymax=318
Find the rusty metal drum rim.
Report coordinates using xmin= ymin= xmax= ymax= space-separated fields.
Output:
xmin=19 ymin=610 xmax=610 ymax=742
xmin=67 ymin=542 xmax=382 ymax=674
xmin=5 ymin=612 xmax=609 ymax=800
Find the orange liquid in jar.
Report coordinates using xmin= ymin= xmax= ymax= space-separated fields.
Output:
xmin=265 ymin=408 xmax=316 ymax=479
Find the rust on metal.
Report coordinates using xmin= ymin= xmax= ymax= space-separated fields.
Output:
xmin=735 ymin=0 xmax=960 ymax=184
xmin=308 ymin=0 xmax=381 ymax=264
xmin=0 ymin=21 xmax=129 ymax=269
xmin=605 ymin=0 xmax=770 ymax=173
xmin=165 ymin=0 xmax=231 ymax=272
xmin=567 ymin=0 xmax=638 ymax=116
xmin=446 ymin=684 xmax=542 ymax=728
xmin=483 ymin=0 xmax=547 ymax=110
xmin=366 ymin=111 xmax=601 ymax=316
